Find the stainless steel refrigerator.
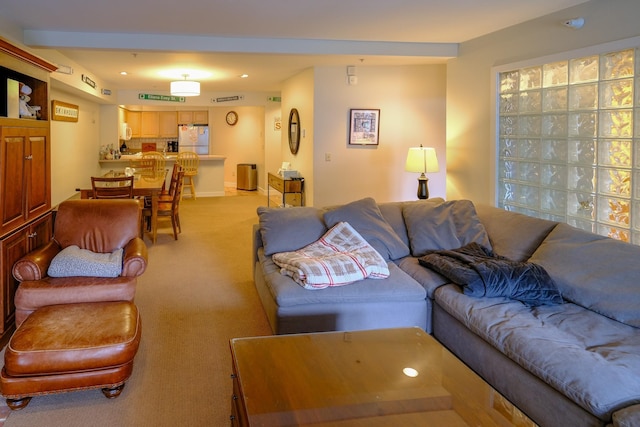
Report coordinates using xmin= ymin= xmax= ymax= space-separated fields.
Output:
xmin=178 ymin=124 xmax=209 ymax=155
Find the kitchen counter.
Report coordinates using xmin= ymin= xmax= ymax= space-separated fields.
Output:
xmin=98 ymin=155 xmax=226 ymax=197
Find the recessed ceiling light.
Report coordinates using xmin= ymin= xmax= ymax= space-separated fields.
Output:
xmin=240 ymin=74 xmax=249 ymax=78
xmin=120 ymin=71 xmax=128 ymax=76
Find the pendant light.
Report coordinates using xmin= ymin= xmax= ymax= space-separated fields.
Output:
xmin=170 ymin=74 xmax=200 ymax=97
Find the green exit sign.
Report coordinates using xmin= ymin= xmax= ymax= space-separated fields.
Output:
xmin=138 ymin=93 xmax=185 ymax=102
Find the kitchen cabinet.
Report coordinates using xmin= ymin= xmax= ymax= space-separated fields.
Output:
xmin=124 ymin=111 xmax=178 ymax=138
xmin=141 ymin=111 xmax=159 ymax=138
xmin=0 ymin=39 xmax=55 ymax=347
xmin=178 ymin=110 xmax=208 ymax=125
xmin=126 ymin=111 xmax=141 ymax=138
xmin=0 ymin=212 xmax=52 ymax=344
xmin=158 ymin=111 xmax=178 ymax=137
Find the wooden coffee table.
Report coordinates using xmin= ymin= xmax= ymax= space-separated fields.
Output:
xmin=229 ymin=327 xmax=536 ymax=426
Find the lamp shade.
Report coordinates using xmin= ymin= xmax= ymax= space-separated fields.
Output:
xmin=405 ymin=146 xmax=439 ymax=174
xmin=170 ymin=80 xmax=200 ymax=96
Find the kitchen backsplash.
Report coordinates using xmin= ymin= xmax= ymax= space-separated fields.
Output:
xmin=101 ymin=138 xmax=177 ymax=159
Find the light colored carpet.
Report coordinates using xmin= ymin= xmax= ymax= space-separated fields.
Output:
xmin=2 ymin=192 xmax=273 ymax=427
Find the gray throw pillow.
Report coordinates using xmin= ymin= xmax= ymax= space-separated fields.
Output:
xmin=529 ymin=223 xmax=640 ymax=328
xmin=257 ymin=206 xmax=327 ymax=256
xmin=323 ymin=197 xmax=410 ymax=261
xmin=48 ymin=245 xmax=123 ymax=278
xmin=402 ymin=199 xmax=491 ymax=257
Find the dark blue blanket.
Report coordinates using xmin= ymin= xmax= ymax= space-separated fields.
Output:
xmin=418 ymin=242 xmax=563 ymax=306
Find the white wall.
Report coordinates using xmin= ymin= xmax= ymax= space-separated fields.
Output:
xmin=310 ymin=64 xmax=446 ymax=207
xmin=446 ymin=0 xmax=640 ymax=204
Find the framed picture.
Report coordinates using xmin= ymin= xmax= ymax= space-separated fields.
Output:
xmin=51 ymin=100 xmax=79 ymax=122
xmin=349 ymin=109 xmax=380 ymax=145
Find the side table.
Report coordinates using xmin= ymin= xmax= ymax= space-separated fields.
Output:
xmin=267 ymin=172 xmax=304 ymax=207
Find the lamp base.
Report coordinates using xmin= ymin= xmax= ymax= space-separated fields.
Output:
xmin=417 ymin=174 xmax=429 ymax=200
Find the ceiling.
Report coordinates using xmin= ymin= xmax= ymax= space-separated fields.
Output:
xmin=1 ymin=0 xmax=591 ymax=93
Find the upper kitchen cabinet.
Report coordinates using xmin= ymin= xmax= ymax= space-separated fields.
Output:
xmin=126 ymin=110 xmax=142 ymax=138
xmin=178 ymin=110 xmax=208 ymax=125
xmin=141 ymin=111 xmax=159 ymax=138
xmin=124 ymin=110 xmax=177 ymax=138
xmin=158 ymin=111 xmax=177 ymax=137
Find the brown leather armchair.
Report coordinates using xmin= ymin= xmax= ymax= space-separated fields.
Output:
xmin=12 ymin=199 xmax=148 ymax=326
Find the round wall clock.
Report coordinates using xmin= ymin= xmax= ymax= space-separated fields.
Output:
xmin=226 ymin=111 xmax=238 ymax=126
xmin=288 ymin=108 xmax=300 ymax=154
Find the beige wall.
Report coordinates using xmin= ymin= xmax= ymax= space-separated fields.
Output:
xmin=280 ymin=69 xmax=316 ymax=204
xmin=310 ymin=64 xmax=446 ymax=207
xmin=49 ymin=87 xmax=104 ymax=205
xmin=209 ymin=105 xmax=265 ymax=186
xmin=446 ymin=0 xmax=640 ymax=204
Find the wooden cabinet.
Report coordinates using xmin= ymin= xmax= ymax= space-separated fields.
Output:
xmin=0 ymin=124 xmax=51 ymax=236
xmin=158 ymin=111 xmax=177 ymax=137
xmin=125 ymin=111 xmax=178 ymax=138
xmin=141 ymin=111 xmax=159 ymax=138
xmin=178 ymin=110 xmax=208 ymax=125
xmin=0 ymin=212 xmax=52 ymax=341
xmin=0 ymin=39 xmax=55 ymax=347
xmin=126 ymin=111 xmax=142 ymax=138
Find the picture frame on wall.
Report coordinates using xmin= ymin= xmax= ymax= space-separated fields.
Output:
xmin=349 ymin=109 xmax=380 ymax=145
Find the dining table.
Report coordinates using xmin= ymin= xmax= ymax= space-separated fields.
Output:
xmin=76 ymin=170 xmax=167 ymax=243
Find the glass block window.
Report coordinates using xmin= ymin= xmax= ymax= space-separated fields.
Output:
xmin=497 ymin=48 xmax=640 ymax=244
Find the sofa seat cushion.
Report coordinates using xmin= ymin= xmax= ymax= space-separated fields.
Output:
xmin=259 ymin=248 xmax=425 ymax=307
xmin=434 ymin=283 xmax=640 ymax=420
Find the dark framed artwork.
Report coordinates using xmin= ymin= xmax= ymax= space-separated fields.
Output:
xmin=348 ymin=109 xmax=380 ymax=145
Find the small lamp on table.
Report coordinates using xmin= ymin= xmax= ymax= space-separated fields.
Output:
xmin=405 ymin=145 xmax=439 ymax=199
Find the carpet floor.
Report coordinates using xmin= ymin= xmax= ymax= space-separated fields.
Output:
xmin=1 ymin=192 xmax=273 ymax=426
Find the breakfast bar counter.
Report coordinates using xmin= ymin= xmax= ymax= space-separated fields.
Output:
xmin=99 ymin=155 xmax=226 ymax=197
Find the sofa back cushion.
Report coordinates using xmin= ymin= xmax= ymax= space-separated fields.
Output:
xmin=257 ymin=206 xmax=327 ymax=256
xmin=402 ymin=200 xmax=491 ymax=257
xmin=529 ymin=223 xmax=640 ymax=328
xmin=323 ymin=198 xmax=410 ymax=261
xmin=475 ymin=204 xmax=558 ymax=262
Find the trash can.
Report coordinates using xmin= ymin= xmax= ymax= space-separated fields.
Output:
xmin=237 ymin=163 xmax=257 ymax=191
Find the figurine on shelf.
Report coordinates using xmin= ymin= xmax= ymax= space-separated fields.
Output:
xmin=18 ymin=83 xmax=41 ymax=119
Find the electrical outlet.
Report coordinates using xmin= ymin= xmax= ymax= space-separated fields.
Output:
xmin=325 ymin=153 xmax=331 ymax=162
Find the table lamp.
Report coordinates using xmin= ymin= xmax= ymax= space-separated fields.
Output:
xmin=405 ymin=145 xmax=439 ymax=199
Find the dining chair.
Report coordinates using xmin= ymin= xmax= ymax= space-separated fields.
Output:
xmin=142 ymin=151 xmax=167 ymax=178
xmin=176 ymin=151 xmax=199 ymax=200
xmin=159 ymin=163 xmax=183 ymax=201
xmin=91 ymin=175 xmax=134 ymax=199
xmin=143 ymin=170 xmax=185 ymax=242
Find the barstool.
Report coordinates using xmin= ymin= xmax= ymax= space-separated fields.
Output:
xmin=177 ymin=151 xmax=199 ymax=200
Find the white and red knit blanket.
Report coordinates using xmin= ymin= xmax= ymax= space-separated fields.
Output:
xmin=272 ymin=222 xmax=389 ymax=290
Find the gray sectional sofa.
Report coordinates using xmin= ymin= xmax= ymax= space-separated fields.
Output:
xmin=252 ymin=197 xmax=640 ymax=427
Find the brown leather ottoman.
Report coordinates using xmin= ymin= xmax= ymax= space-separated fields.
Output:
xmin=0 ymin=301 xmax=141 ymax=410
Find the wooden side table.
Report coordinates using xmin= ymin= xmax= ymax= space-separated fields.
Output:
xmin=267 ymin=172 xmax=304 ymax=207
